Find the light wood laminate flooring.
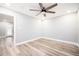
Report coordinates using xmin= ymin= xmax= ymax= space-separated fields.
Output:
xmin=0 ymin=38 xmax=79 ymax=56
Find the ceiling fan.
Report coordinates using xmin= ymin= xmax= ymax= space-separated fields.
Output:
xmin=29 ymin=3 xmax=57 ymax=17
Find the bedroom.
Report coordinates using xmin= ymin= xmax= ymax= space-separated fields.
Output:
xmin=0 ymin=3 xmax=79 ymax=56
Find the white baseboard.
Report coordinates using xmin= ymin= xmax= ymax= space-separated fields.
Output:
xmin=16 ymin=37 xmax=42 ymax=46
xmin=16 ymin=36 xmax=79 ymax=47
xmin=41 ymin=37 xmax=79 ymax=47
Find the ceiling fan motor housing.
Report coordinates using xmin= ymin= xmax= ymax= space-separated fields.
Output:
xmin=41 ymin=7 xmax=47 ymax=12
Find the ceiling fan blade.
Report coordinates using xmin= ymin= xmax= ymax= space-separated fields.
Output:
xmin=36 ymin=12 xmax=42 ymax=16
xmin=30 ymin=9 xmax=41 ymax=11
xmin=46 ymin=3 xmax=57 ymax=10
xmin=46 ymin=11 xmax=56 ymax=13
xmin=39 ymin=3 xmax=43 ymax=9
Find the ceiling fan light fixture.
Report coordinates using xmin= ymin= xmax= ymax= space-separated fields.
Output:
xmin=67 ymin=10 xmax=72 ymax=13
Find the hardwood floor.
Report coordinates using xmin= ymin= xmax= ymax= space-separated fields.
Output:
xmin=0 ymin=38 xmax=79 ymax=56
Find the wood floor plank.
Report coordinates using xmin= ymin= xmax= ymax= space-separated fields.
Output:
xmin=0 ymin=38 xmax=79 ymax=56
xmin=34 ymin=38 xmax=79 ymax=55
xmin=27 ymin=42 xmax=69 ymax=56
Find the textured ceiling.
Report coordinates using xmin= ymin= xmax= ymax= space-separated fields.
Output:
xmin=0 ymin=3 xmax=79 ymax=19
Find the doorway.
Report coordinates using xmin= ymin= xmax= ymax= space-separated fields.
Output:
xmin=0 ymin=14 xmax=14 ymax=48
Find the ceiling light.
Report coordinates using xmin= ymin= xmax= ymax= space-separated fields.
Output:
xmin=67 ymin=10 xmax=72 ymax=13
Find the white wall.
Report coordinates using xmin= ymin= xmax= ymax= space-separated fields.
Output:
xmin=78 ymin=10 xmax=79 ymax=43
xmin=0 ymin=6 xmax=78 ymax=44
xmin=0 ymin=22 xmax=7 ymax=36
xmin=0 ymin=7 xmax=41 ymax=43
xmin=41 ymin=13 xmax=78 ymax=43
xmin=0 ymin=22 xmax=12 ymax=37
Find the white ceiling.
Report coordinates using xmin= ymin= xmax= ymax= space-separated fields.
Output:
xmin=0 ymin=3 xmax=79 ymax=19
